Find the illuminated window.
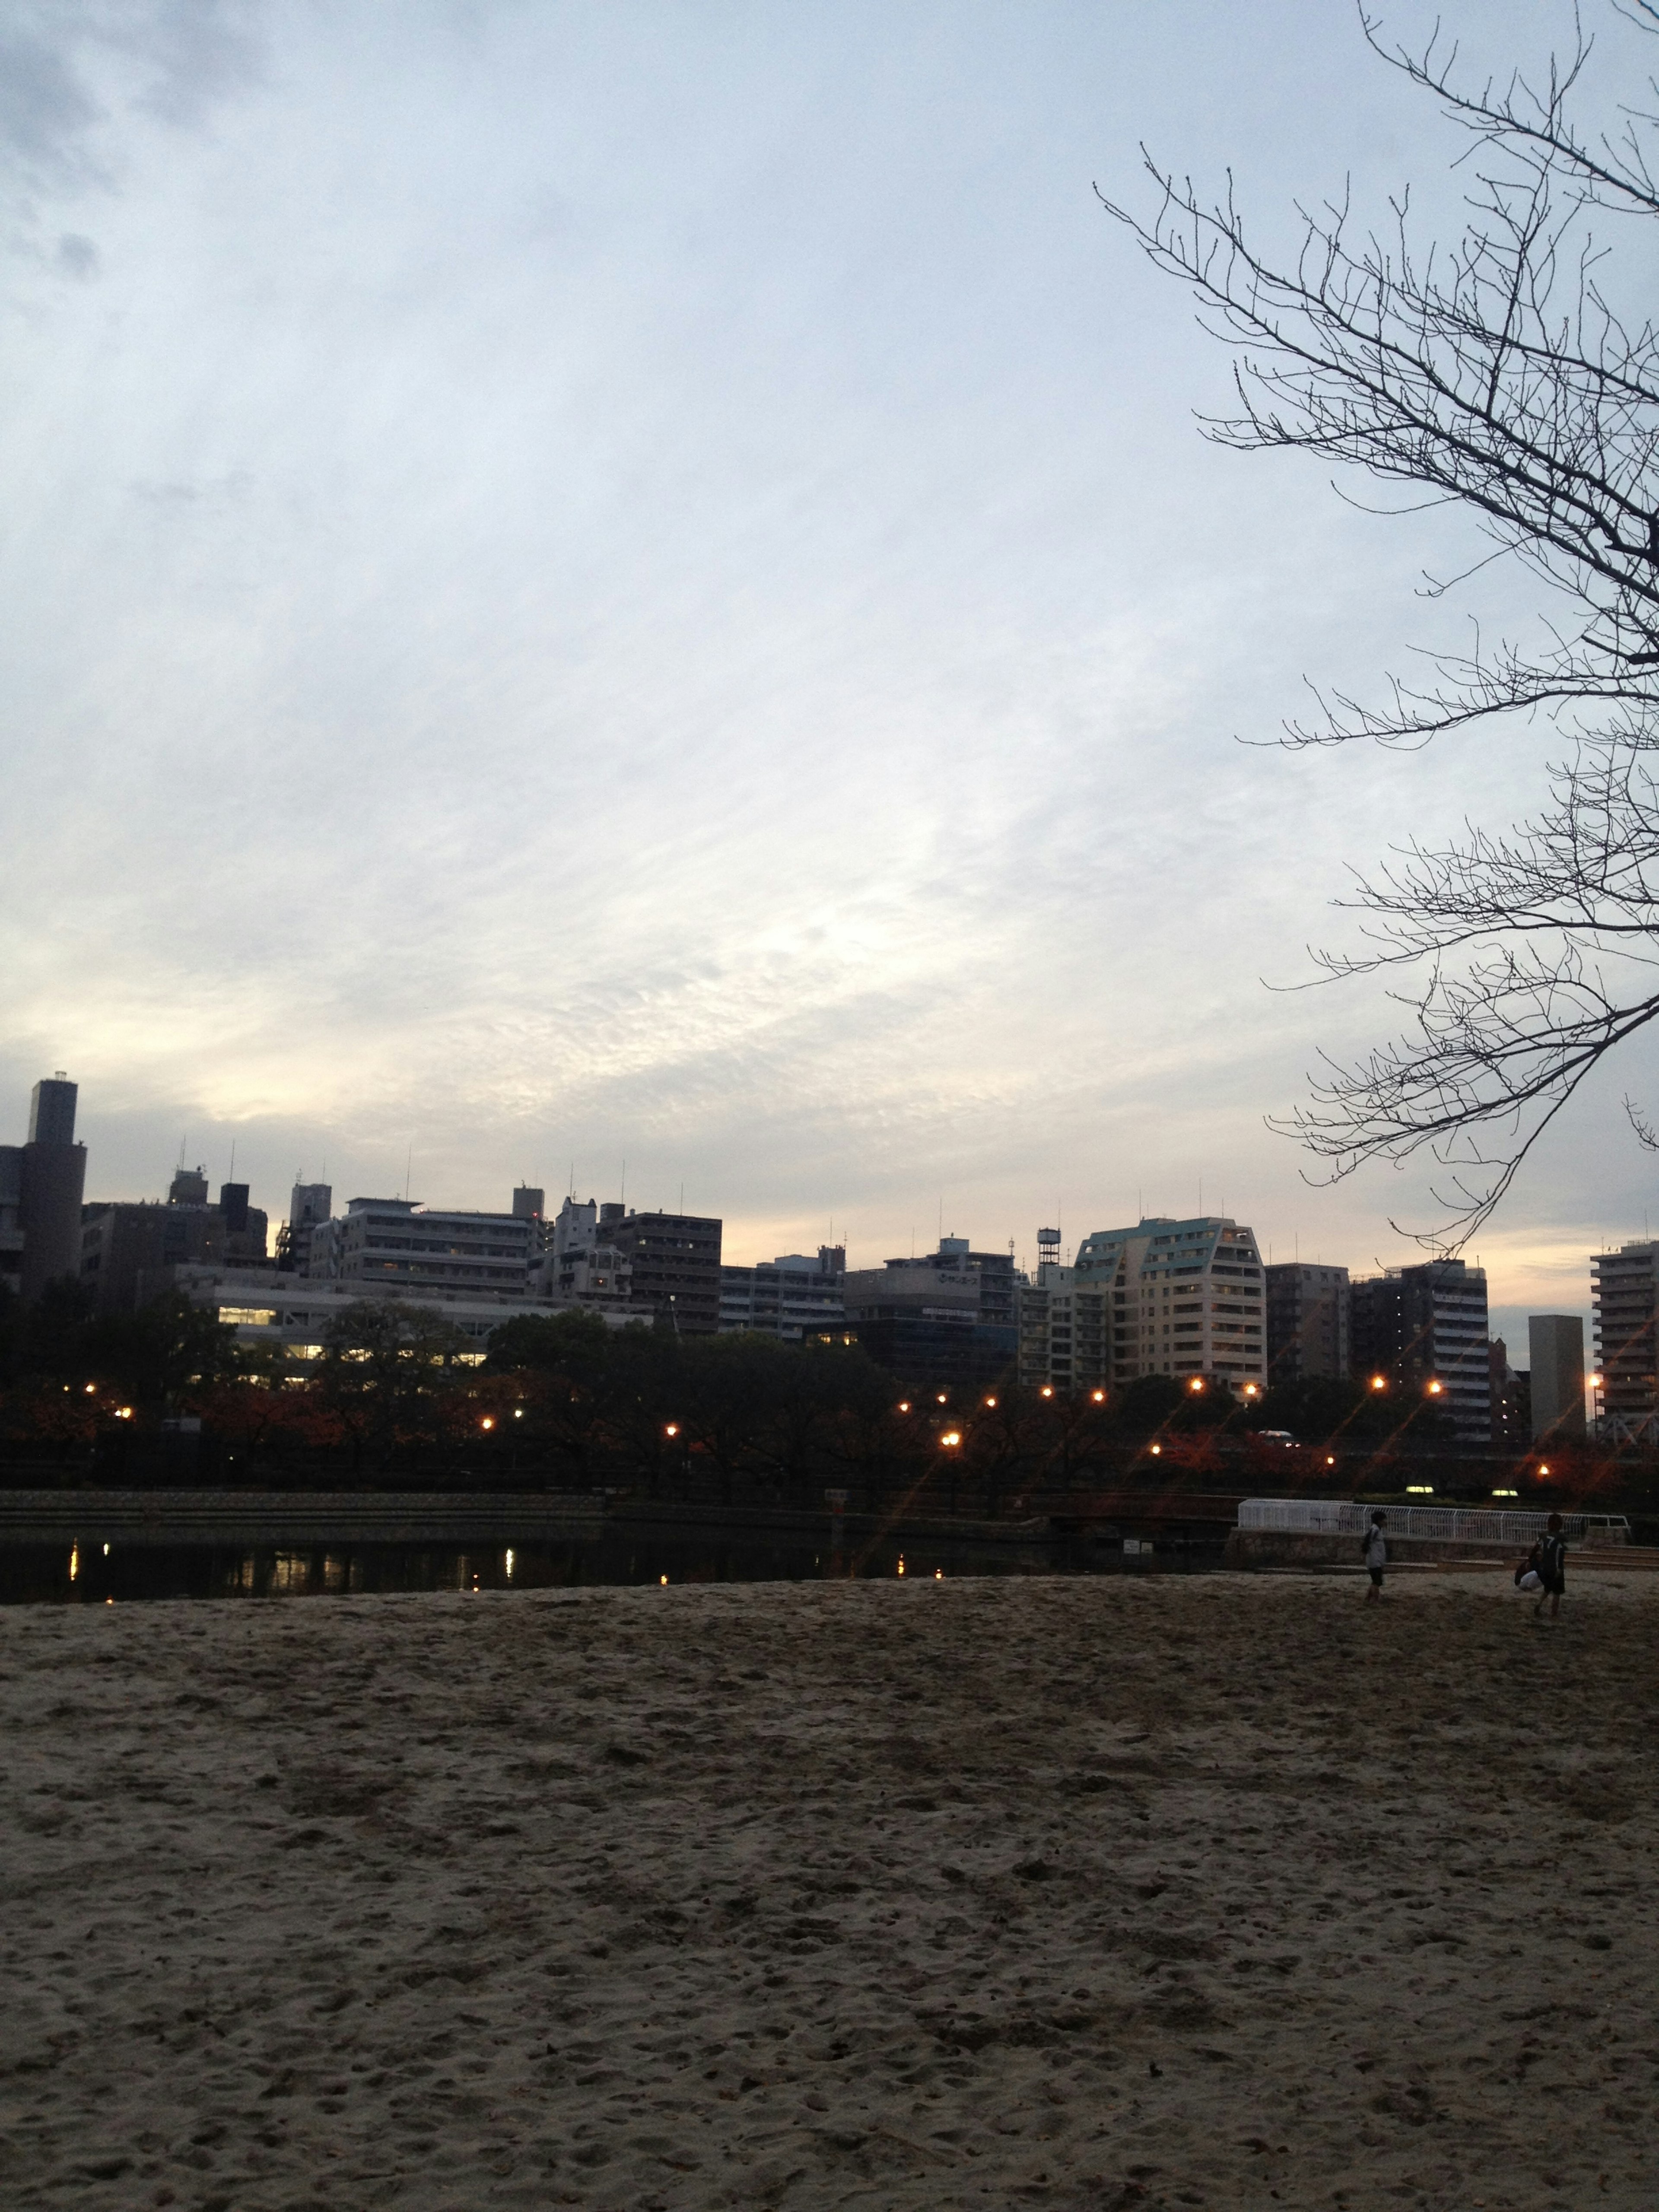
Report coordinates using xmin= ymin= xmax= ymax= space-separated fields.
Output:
xmin=218 ymin=1306 xmax=276 ymax=1326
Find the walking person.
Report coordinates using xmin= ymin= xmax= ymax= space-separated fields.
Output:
xmin=1363 ymin=1508 xmax=1387 ymax=1602
xmin=1535 ymin=1512 xmax=1567 ymax=1622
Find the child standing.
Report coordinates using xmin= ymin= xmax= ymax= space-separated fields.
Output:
xmin=1363 ymin=1509 xmax=1387 ymax=1602
xmin=1535 ymin=1511 xmax=1567 ymax=1621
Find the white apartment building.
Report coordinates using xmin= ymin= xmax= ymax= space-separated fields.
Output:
xmin=1068 ymin=1214 xmax=1265 ymax=1387
xmin=720 ymin=1248 xmax=845 ymax=1340
xmin=307 ymin=1196 xmax=534 ymax=1299
xmin=532 ymin=1195 xmax=637 ymax=1313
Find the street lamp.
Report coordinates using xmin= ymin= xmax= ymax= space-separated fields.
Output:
xmin=1370 ymin=1375 xmax=1387 ymax=1392
xmin=1090 ymin=1389 xmax=1105 ymax=1403
xmin=1188 ymin=1378 xmax=1204 ymax=1394
xmin=480 ymin=1416 xmax=495 ymax=1430
xmin=1040 ymin=1385 xmax=1054 ymax=1400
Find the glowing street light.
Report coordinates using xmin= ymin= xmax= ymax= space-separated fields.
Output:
xmin=1370 ymin=1375 xmax=1387 ymax=1392
xmin=1040 ymin=1386 xmax=1054 ymax=1399
xmin=1090 ymin=1389 xmax=1106 ymax=1403
xmin=1188 ymin=1378 xmax=1205 ymax=1394
xmin=896 ymin=1401 xmax=911 ymax=1413
xmin=1150 ymin=1443 xmax=1162 ymax=1456
xmin=665 ymin=1422 xmax=679 ymax=1437
xmin=983 ymin=1395 xmax=998 ymax=1408
xmin=480 ymin=1416 xmax=495 ymax=1430
xmin=1426 ymin=1379 xmax=1444 ymax=1397
xmin=939 ymin=1430 xmax=963 ymax=1448
xmin=936 ymin=1392 xmax=948 ymax=1405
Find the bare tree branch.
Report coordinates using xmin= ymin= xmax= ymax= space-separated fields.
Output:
xmin=1102 ymin=1 xmax=1659 ymax=1242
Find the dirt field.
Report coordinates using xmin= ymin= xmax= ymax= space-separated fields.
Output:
xmin=2 ymin=1567 xmax=1656 ymax=2211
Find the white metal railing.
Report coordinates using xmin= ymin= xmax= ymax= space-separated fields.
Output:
xmin=1237 ymin=1498 xmax=1629 ymax=1545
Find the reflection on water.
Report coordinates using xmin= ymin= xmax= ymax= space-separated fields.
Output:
xmin=0 ymin=1527 xmax=1220 ymax=1605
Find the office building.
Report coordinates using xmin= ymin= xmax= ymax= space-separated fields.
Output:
xmin=170 ymin=1266 xmax=639 ymax=1363
xmin=1527 ymin=1314 xmax=1586 ymax=1443
xmin=842 ymin=1237 xmax=1018 ymax=1388
xmin=720 ymin=1247 xmax=845 ymax=1339
xmin=1017 ymin=1262 xmax=1110 ymax=1394
xmin=1350 ymin=1257 xmax=1491 ymax=1445
xmin=1069 ymin=1215 xmax=1266 ymax=1389
xmin=1 ymin=1074 xmax=89 ymax=1299
xmin=306 ymin=1197 xmax=535 ymax=1300
xmin=1264 ymin=1262 xmax=1351 ymax=1382
xmin=1592 ymin=1242 xmax=1659 ymax=1445
xmin=276 ymin=1182 xmax=333 ymax=1273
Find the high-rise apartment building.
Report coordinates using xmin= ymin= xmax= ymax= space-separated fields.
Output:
xmin=1264 ymin=1262 xmax=1351 ymax=1382
xmin=1062 ymin=1215 xmax=1266 ymax=1389
xmin=1 ymin=1074 xmax=89 ymax=1299
xmin=720 ymin=1247 xmax=845 ymax=1339
xmin=1592 ymin=1242 xmax=1659 ymax=1444
xmin=535 ymin=1197 xmax=636 ymax=1312
xmin=1350 ymin=1258 xmax=1491 ymax=1445
xmin=1527 ymin=1314 xmax=1586 ymax=1443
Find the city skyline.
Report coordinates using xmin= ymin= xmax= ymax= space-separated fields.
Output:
xmin=2 ymin=1 xmax=1643 ymax=1359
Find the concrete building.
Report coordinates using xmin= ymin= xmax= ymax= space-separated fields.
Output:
xmin=80 ymin=1178 xmax=270 ymax=1313
xmin=0 ymin=1145 xmax=21 ymax=1296
xmin=1017 ymin=1263 xmax=1110 ymax=1394
xmin=1527 ymin=1314 xmax=1586 ymax=1443
xmin=596 ymin=1209 xmax=723 ymax=1333
xmin=306 ymin=1197 xmax=534 ymax=1300
xmin=535 ymin=1197 xmax=636 ymax=1313
xmin=720 ymin=1247 xmax=845 ymax=1340
xmin=1592 ymin=1242 xmax=1659 ymax=1444
xmin=1350 ymin=1258 xmax=1491 ymax=1446
xmin=276 ymin=1182 xmax=333 ymax=1274
xmin=842 ymin=1237 xmax=1018 ymax=1388
xmin=1 ymin=1074 xmax=89 ymax=1300
xmin=1066 ymin=1216 xmax=1266 ymax=1389
xmin=1489 ymin=1339 xmax=1531 ymax=1448
xmin=1264 ymin=1262 xmax=1351 ymax=1383
xmin=170 ymin=1266 xmax=639 ymax=1363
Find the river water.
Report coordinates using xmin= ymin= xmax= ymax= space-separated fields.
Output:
xmin=0 ymin=1528 xmax=1220 ymax=1604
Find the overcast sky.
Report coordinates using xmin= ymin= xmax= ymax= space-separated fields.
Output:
xmin=3 ymin=0 xmax=1652 ymax=1345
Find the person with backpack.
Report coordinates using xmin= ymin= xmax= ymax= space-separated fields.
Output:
xmin=1362 ymin=1509 xmax=1387 ymax=1601
xmin=1534 ymin=1512 xmax=1567 ymax=1621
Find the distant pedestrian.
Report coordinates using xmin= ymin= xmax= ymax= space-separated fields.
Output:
xmin=1362 ymin=1509 xmax=1387 ymax=1602
xmin=1534 ymin=1512 xmax=1567 ymax=1622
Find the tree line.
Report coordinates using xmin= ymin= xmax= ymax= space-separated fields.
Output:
xmin=0 ymin=1281 xmax=1518 ymax=1504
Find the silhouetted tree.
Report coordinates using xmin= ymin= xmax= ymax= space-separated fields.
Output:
xmin=1106 ymin=3 xmax=1659 ymax=1241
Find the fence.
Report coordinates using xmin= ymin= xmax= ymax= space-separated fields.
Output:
xmin=1237 ymin=1498 xmax=1630 ymax=1546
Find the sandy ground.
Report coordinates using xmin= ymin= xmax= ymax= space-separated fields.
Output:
xmin=2 ymin=1568 xmax=1657 ymax=2212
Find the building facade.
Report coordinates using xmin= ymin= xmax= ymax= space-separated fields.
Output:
xmin=1264 ymin=1262 xmax=1351 ymax=1383
xmin=842 ymin=1237 xmax=1018 ymax=1388
xmin=1350 ymin=1258 xmax=1492 ymax=1445
xmin=597 ymin=1210 xmax=723 ymax=1332
xmin=306 ymin=1197 xmax=534 ymax=1300
xmin=80 ymin=1180 xmax=270 ymax=1313
xmin=2 ymin=1075 xmax=89 ymax=1299
xmin=1527 ymin=1313 xmax=1586 ymax=1443
xmin=1592 ymin=1242 xmax=1659 ymax=1444
xmin=720 ymin=1247 xmax=845 ymax=1339
xmin=170 ymin=1266 xmax=638 ymax=1363
xmin=1058 ymin=1215 xmax=1266 ymax=1390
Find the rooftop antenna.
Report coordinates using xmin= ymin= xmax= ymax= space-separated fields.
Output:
xmin=620 ymin=1159 xmax=626 ymax=1207
xmin=405 ymin=1141 xmax=413 ymax=1201
xmin=228 ymin=1138 xmax=236 ymax=1180
xmin=178 ymin=1135 xmax=187 ymax=1169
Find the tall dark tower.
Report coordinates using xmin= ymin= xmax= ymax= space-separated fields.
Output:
xmin=20 ymin=1072 xmax=86 ymax=1299
xmin=1037 ymin=1226 xmax=1061 ymax=1275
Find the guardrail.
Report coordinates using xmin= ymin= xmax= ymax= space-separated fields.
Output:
xmin=1237 ymin=1498 xmax=1630 ymax=1546
xmin=0 ymin=1490 xmax=607 ymax=1544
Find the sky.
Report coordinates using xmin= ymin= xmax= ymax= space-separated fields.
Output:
xmin=3 ymin=0 xmax=1655 ymax=1351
